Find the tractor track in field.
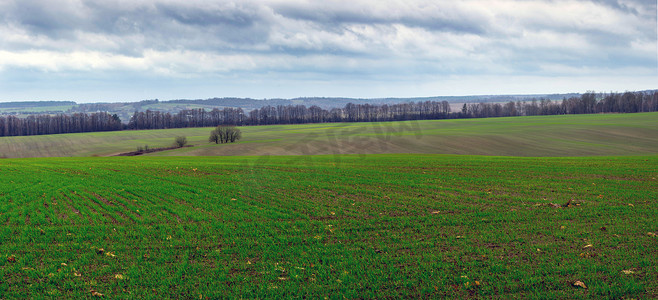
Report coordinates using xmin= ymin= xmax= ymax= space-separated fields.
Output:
xmin=84 ymin=196 xmax=119 ymax=224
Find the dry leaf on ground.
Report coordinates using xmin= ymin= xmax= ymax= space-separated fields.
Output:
xmin=90 ymin=290 xmax=104 ymax=297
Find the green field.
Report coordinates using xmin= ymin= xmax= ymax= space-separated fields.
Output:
xmin=1 ymin=113 xmax=657 ymax=298
xmin=0 ymin=155 xmax=656 ymax=298
xmin=1 ymin=112 xmax=657 ymax=158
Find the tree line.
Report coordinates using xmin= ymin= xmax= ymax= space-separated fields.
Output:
xmin=0 ymin=112 xmax=122 ymax=137
xmin=459 ymin=91 xmax=658 ymax=118
xmin=127 ymin=91 xmax=656 ymax=129
xmin=0 ymin=91 xmax=656 ymax=137
xmin=125 ymin=101 xmax=454 ymax=129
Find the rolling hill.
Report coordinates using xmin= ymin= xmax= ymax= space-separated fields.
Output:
xmin=0 ymin=112 xmax=656 ymax=158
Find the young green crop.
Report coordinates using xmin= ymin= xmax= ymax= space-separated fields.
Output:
xmin=0 ymin=154 xmax=656 ymax=298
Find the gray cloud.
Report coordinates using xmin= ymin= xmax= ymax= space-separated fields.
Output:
xmin=596 ymin=0 xmax=656 ymax=16
xmin=2 ymin=1 xmax=274 ymax=54
xmin=7 ymin=0 xmax=84 ymax=38
xmin=3 ymin=1 xmax=654 ymax=54
xmin=272 ymin=2 xmax=489 ymax=34
xmin=0 ymin=0 xmax=655 ymax=101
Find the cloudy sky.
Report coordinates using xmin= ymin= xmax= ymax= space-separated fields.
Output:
xmin=0 ymin=0 xmax=656 ymax=102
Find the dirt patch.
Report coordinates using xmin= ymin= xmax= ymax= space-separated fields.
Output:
xmin=115 ymin=145 xmax=193 ymax=156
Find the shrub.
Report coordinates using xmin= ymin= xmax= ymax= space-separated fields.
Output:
xmin=174 ymin=136 xmax=188 ymax=148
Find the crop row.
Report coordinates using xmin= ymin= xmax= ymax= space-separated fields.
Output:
xmin=0 ymin=154 xmax=656 ymax=298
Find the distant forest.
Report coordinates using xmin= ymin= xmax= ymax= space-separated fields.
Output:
xmin=0 ymin=112 xmax=122 ymax=137
xmin=0 ymin=91 xmax=656 ymax=137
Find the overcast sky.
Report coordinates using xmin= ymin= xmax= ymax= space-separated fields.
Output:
xmin=0 ymin=0 xmax=656 ymax=102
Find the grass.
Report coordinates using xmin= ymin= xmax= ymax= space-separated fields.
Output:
xmin=0 ymin=112 xmax=656 ymax=158
xmin=0 ymin=154 xmax=656 ymax=298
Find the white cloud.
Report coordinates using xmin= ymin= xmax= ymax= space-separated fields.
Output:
xmin=0 ymin=50 xmax=147 ymax=72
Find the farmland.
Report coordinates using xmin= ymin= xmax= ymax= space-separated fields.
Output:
xmin=0 ymin=112 xmax=657 ymax=298
xmin=1 ymin=112 xmax=657 ymax=158
xmin=0 ymin=154 xmax=656 ymax=298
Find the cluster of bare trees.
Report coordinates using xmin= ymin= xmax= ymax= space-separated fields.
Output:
xmin=247 ymin=101 xmax=452 ymax=125
xmin=0 ymin=112 xmax=122 ymax=137
xmin=127 ymin=108 xmax=245 ymax=129
xmin=460 ymin=91 xmax=658 ymax=118
xmin=125 ymin=101 xmax=453 ymax=130
xmin=209 ymin=126 xmax=242 ymax=144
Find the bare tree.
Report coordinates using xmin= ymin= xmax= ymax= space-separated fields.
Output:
xmin=209 ymin=125 xmax=242 ymax=144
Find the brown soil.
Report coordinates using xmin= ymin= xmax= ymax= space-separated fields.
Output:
xmin=114 ymin=145 xmax=193 ymax=156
